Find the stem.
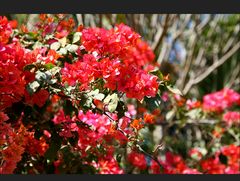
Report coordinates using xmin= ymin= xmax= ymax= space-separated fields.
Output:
xmin=136 ymin=144 xmax=164 ymax=173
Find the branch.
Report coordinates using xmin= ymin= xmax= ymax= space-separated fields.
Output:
xmin=151 ymin=14 xmax=170 ymax=53
xmin=75 ymin=14 xmax=83 ymax=25
xmin=173 ymin=14 xmax=192 ymax=40
xmin=183 ymin=41 xmax=240 ymax=95
xmin=226 ymin=62 xmax=240 ymax=88
xmin=155 ymin=119 xmax=217 ymax=126
xmin=177 ymin=33 xmax=197 ymax=90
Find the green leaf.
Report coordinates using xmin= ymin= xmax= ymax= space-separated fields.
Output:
xmin=28 ymin=32 xmax=38 ymax=39
xmin=63 ymin=99 xmax=78 ymax=116
xmin=93 ymin=93 xmax=105 ymax=101
xmin=104 ymin=93 xmax=119 ymax=113
xmin=35 ymin=71 xmax=47 ymax=82
xmin=47 ymin=79 xmax=57 ymax=85
xmin=44 ymin=63 xmax=55 ymax=70
xmin=149 ymin=69 xmax=163 ymax=80
xmin=59 ymin=37 xmax=67 ymax=47
xmin=49 ymin=67 xmax=61 ymax=76
xmin=87 ymin=89 xmax=99 ymax=97
xmin=27 ymin=81 xmax=40 ymax=95
xmin=50 ymin=42 xmax=61 ymax=51
xmin=44 ymin=133 xmax=61 ymax=163
xmin=86 ymin=89 xmax=105 ymax=101
xmin=58 ymin=47 xmax=68 ymax=55
xmin=23 ymin=64 xmax=37 ymax=71
xmin=67 ymin=44 xmax=78 ymax=53
xmin=49 ymin=84 xmax=62 ymax=93
xmin=33 ymin=42 xmax=43 ymax=49
xmin=186 ymin=108 xmax=201 ymax=119
xmin=72 ymin=32 xmax=82 ymax=44
xmin=116 ymin=101 xmax=127 ymax=118
xmin=116 ymin=154 xmax=122 ymax=163
xmin=167 ymin=85 xmax=183 ymax=96
xmin=144 ymin=95 xmax=161 ymax=112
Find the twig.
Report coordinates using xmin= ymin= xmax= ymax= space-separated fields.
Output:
xmin=103 ymin=111 xmax=128 ymax=137
xmin=136 ymin=144 xmax=164 ymax=172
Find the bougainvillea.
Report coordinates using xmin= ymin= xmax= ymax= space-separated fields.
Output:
xmin=0 ymin=14 xmax=164 ymax=174
xmin=223 ymin=111 xmax=240 ymax=126
xmin=0 ymin=15 xmax=239 ymax=175
xmin=203 ymin=88 xmax=240 ymax=113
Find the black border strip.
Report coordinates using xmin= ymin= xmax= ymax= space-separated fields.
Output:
xmin=0 ymin=0 xmax=240 ymax=13
xmin=0 ymin=174 xmax=240 ymax=180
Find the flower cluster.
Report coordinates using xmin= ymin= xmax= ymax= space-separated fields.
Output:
xmin=127 ymin=151 xmax=147 ymax=170
xmin=93 ymin=158 xmax=124 ymax=174
xmin=1 ymin=15 xmax=158 ymax=174
xmin=222 ymin=111 xmax=240 ymax=126
xmin=62 ymin=23 xmax=158 ymax=101
xmin=203 ymin=88 xmax=240 ymax=113
xmin=0 ymin=43 xmax=26 ymax=110
xmin=161 ymin=152 xmax=201 ymax=174
xmin=201 ymin=144 xmax=240 ymax=174
xmin=0 ymin=16 xmax=12 ymax=44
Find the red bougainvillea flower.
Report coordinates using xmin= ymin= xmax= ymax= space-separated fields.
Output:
xmin=0 ymin=62 xmax=25 ymax=110
xmin=174 ymin=94 xmax=186 ymax=107
xmin=181 ymin=168 xmax=202 ymax=174
xmin=117 ymin=66 xmax=158 ymax=101
xmin=121 ymin=39 xmax=155 ymax=67
xmin=78 ymin=110 xmax=111 ymax=137
xmin=95 ymin=158 xmax=124 ymax=174
xmin=25 ymin=133 xmax=49 ymax=156
xmin=221 ymin=144 xmax=240 ymax=174
xmin=144 ymin=113 xmax=155 ymax=124
xmin=203 ymin=88 xmax=240 ymax=113
xmin=130 ymin=119 xmax=144 ymax=131
xmin=0 ymin=124 xmax=28 ymax=174
xmin=9 ymin=20 xmax=18 ymax=29
xmin=186 ymin=99 xmax=201 ymax=110
xmin=161 ymin=92 xmax=169 ymax=102
xmin=0 ymin=42 xmax=26 ymax=70
xmin=82 ymin=23 xmax=140 ymax=57
xmin=51 ymin=110 xmax=111 ymax=157
xmin=124 ymin=104 xmax=137 ymax=118
xmin=0 ymin=16 xmax=12 ymax=44
xmin=162 ymin=152 xmax=202 ymax=174
xmin=0 ymin=111 xmax=9 ymax=122
xmin=127 ymin=151 xmax=147 ymax=170
xmin=25 ymin=89 xmax=50 ymax=108
xmin=201 ymin=158 xmax=223 ymax=174
xmin=81 ymin=27 xmax=111 ymax=56
xmin=200 ymin=153 xmax=227 ymax=174
xmin=61 ymin=54 xmax=98 ymax=89
xmin=63 ymin=23 xmax=159 ymax=101
xmin=61 ymin=53 xmax=158 ymax=101
xmin=222 ymin=111 xmax=240 ymax=126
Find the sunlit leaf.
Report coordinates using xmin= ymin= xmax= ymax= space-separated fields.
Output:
xmin=167 ymin=85 xmax=183 ymax=96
